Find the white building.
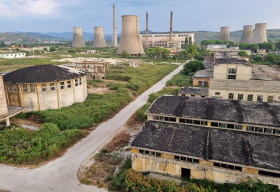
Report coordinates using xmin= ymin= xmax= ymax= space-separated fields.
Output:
xmin=0 ymin=52 xmax=26 ymax=59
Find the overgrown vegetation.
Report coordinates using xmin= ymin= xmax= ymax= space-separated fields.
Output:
xmin=201 ymin=40 xmax=237 ymax=47
xmin=0 ymin=123 xmax=85 ymax=164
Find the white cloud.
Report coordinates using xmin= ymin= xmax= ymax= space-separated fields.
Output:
xmin=0 ymin=0 xmax=60 ymax=17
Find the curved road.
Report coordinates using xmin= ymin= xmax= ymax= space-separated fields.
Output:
xmin=0 ymin=64 xmax=184 ymax=192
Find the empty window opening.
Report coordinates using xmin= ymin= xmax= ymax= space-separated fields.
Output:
xmin=238 ymin=94 xmax=243 ymax=100
xmin=50 ymin=83 xmax=55 ymax=90
xmin=181 ymin=168 xmax=191 ymax=180
xmin=67 ymin=81 xmax=71 ymax=88
xmin=247 ymin=95 xmax=253 ymax=101
xmin=42 ymin=84 xmax=47 ymax=92
xmin=259 ymin=170 xmax=280 ymax=178
xmin=60 ymin=82 xmax=65 ymax=89
xmin=257 ymin=95 xmax=263 ymax=103
xmin=215 ymin=92 xmax=220 ymax=96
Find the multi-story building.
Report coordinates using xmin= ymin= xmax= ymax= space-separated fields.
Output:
xmin=131 ymin=95 xmax=280 ymax=187
xmin=140 ymin=33 xmax=194 ymax=49
xmin=209 ymin=52 xmax=280 ymax=103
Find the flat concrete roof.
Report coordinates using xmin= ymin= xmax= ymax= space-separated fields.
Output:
xmin=0 ymin=106 xmax=25 ymax=122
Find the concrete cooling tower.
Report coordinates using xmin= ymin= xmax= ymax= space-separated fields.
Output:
xmin=93 ymin=27 xmax=106 ymax=48
xmin=72 ymin=27 xmax=86 ymax=48
xmin=220 ymin=27 xmax=230 ymax=41
xmin=240 ymin=25 xmax=254 ymax=44
xmin=117 ymin=15 xmax=144 ymax=55
xmin=251 ymin=23 xmax=267 ymax=44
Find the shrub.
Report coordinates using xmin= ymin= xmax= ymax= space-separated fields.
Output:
xmin=136 ymin=104 xmax=151 ymax=122
xmin=182 ymin=60 xmax=205 ymax=75
xmin=238 ymin=50 xmax=249 ymax=57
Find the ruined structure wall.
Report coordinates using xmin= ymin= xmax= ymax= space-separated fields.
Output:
xmin=251 ymin=23 xmax=267 ymax=44
xmin=213 ymin=64 xmax=252 ymax=80
xmin=72 ymin=27 xmax=86 ymax=48
xmin=132 ymin=152 xmax=280 ymax=188
xmin=240 ymin=25 xmax=254 ymax=44
xmin=193 ymin=78 xmax=210 ymax=87
xmin=0 ymin=75 xmax=8 ymax=116
xmin=93 ymin=27 xmax=106 ymax=48
xmin=117 ymin=15 xmax=144 ymax=55
xmin=220 ymin=27 xmax=230 ymax=41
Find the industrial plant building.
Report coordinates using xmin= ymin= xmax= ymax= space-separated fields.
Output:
xmin=140 ymin=33 xmax=195 ymax=50
xmin=131 ymin=96 xmax=280 ymax=188
xmin=0 ymin=52 xmax=26 ymax=59
xmin=3 ymin=65 xmax=87 ymax=112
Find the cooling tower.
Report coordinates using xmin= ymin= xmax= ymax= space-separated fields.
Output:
xmin=113 ymin=5 xmax=118 ymax=48
xmin=240 ymin=25 xmax=254 ymax=44
xmin=251 ymin=23 xmax=267 ymax=44
xmin=117 ymin=15 xmax=144 ymax=55
xmin=220 ymin=27 xmax=230 ymax=41
xmin=93 ymin=27 xmax=106 ymax=48
xmin=72 ymin=27 xmax=86 ymax=48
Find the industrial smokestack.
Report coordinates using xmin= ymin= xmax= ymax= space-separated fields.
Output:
xmin=72 ymin=27 xmax=86 ymax=48
xmin=117 ymin=15 xmax=144 ymax=55
xmin=240 ymin=25 xmax=254 ymax=44
xmin=113 ymin=5 xmax=118 ymax=48
xmin=170 ymin=11 xmax=173 ymax=41
xmin=146 ymin=12 xmax=149 ymax=48
xmin=220 ymin=27 xmax=230 ymax=41
xmin=251 ymin=23 xmax=267 ymax=44
xmin=93 ymin=27 xmax=106 ymax=48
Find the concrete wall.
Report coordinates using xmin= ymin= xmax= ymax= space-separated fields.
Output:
xmin=193 ymin=78 xmax=210 ymax=87
xmin=4 ymin=76 xmax=87 ymax=112
xmin=0 ymin=75 xmax=8 ymax=116
xmin=131 ymin=150 xmax=280 ymax=188
xmin=213 ymin=64 xmax=252 ymax=80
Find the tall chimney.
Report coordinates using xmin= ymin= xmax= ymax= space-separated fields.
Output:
xmin=170 ymin=11 xmax=173 ymax=41
xmin=113 ymin=5 xmax=118 ymax=48
xmin=146 ymin=12 xmax=149 ymax=48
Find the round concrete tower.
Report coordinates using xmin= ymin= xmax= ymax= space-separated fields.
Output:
xmin=220 ymin=27 xmax=230 ymax=41
xmin=240 ymin=25 xmax=254 ymax=44
xmin=72 ymin=27 xmax=86 ymax=48
xmin=117 ymin=15 xmax=144 ymax=55
xmin=251 ymin=23 xmax=267 ymax=44
xmin=93 ymin=27 xmax=106 ymax=48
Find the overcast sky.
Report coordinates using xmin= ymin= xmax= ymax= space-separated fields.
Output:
xmin=0 ymin=0 xmax=279 ymax=34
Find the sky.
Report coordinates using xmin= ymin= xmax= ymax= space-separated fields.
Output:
xmin=0 ymin=0 xmax=280 ymax=34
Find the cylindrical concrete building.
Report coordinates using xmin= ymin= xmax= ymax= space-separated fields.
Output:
xmin=93 ymin=27 xmax=106 ymax=48
xmin=240 ymin=25 xmax=254 ymax=44
xmin=220 ymin=27 xmax=230 ymax=41
xmin=251 ymin=23 xmax=267 ymax=44
xmin=72 ymin=27 xmax=86 ymax=48
xmin=3 ymin=65 xmax=88 ymax=112
xmin=117 ymin=15 xmax=144 ymax=56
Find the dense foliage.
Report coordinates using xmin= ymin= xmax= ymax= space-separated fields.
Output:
xmin=145 ymin=47 xmax=170 ymax=60
xmin=0 ymin=123 xmax=85 ymax=164
xmin=182 ymin=60 xmax=205 ymax=75
xmin=239 ymin=42 xmax=278 ymax=52
xmin=238 ymin=50 xmax=249 ymax=57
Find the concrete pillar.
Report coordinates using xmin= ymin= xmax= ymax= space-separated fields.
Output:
xmin=6 ymin=118 xmax=10 ymax=127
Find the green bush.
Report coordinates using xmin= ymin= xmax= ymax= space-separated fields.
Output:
xmin=136 ymin=104 xmax=151 ymax=122
xmin=238 ymin=50 xmax=249 ymax=57
xmin=182 ymin=60 xmax=205 ymax=75
xmin=0 ymin=123 xmax=85 ymax=164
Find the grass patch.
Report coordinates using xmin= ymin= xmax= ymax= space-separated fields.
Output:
xmin=166 ymin=70 xmax=193 ymax=87
xmin=0 ymin=123 xmax=85 ymax=165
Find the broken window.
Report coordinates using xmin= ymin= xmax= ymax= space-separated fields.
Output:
xmin=228 ymin=93 xmax=234 ymax=100
xmin=23 ymin=84 xmax=28 ymax=92
xmin=60 ymin=82 xmax=65 ymax=89
xmin=75 ymin=79 xmax=79 ymax=86
xmin=67 ymin=81 xmax=71 ymax=88
xmin=247 ymin=94 xmax=253 ymax=101
xmin=198 ymin=81 xmax=203 ymax=86
xmin=267 ymin=96 xmax=274 ymax=103
xmin=13 ymin=84 xmax=18 ymax=92
xmin=42 ymin=84 xmax=47 ymax=91
xmin=79 ymin=78 xmax=82 ymax=85
xmin=30 ymin=84 xmax=35 ymax=92
xmin=257 ymin=95 xmax=263 ymax=102
xmin=215 ymin=92 xmax=220 ymax=96
xmin=246 ymin=126 xmax=254 ymax=131
xmin=50 ymin=83 xmax=55 ymax=91
xmin=238 ymin=94 xmax=243 ymax=100
xmin=211 ymin=122 xmax=219 ymax=127
xmin=234 ymin=125 xmax=242 ymax=130
xmin=227 ymin=68 xmax=237 ymax=79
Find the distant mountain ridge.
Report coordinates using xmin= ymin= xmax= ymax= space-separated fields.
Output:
xmin=1 ymin=29 xmax=280 ymax=44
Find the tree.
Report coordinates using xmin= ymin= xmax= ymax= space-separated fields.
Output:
xmin=258 ymin=42 xmax=276 ymax=52
xmin=68 ymin=49 xmax=75 ymax=53
xmin=145 ymin=47 xmax=170 ymax=60
xmin=0 ymin=42 xmax=6 ymax=47
xmin=74 ymin=47 xmax=82 ymax=53
xmin=250 ymin=54 xmax=263 ymax=63
xmin=120 ymin=50 xmax=129 ymax=58
xmin=189 ymin=36 xmax=192 ymax=46
xmin=43 ymin=48 xmax=48 ymax=52
xmin=49 ymin=47 xmax=56 ymax=52
xmin=276 ymin=41 xmax=280 ymax=50
xmin=238 ymin=50 xmax=249 ymax=57
xmin=185 ymin=37 xmax=189 ymax=49
xmin=182 ymin=60 xmax=205 ymax=75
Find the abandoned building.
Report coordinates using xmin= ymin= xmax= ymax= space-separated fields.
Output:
xmin=69 ymin=62 xmax=109 ymax=79
xmin=192 ymin=57 xmax=213 ymax=87
xmin=178 ymin=87 xmax=208 ymax=98
xmin=0 ymin=74 xmax=25 ymax=126
xmin=3 ymin=65 xmax=87 ymax=112
xmin=131 ymin=95 xmax=280 ymax=187
xmin=209 ymin=52 xmax=280 ymax=103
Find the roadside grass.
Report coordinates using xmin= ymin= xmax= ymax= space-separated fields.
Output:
xmin=166 ymin=70 xmax=193 ymax=87
xmin=0 ymin=123 xmax=85 ymax=165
